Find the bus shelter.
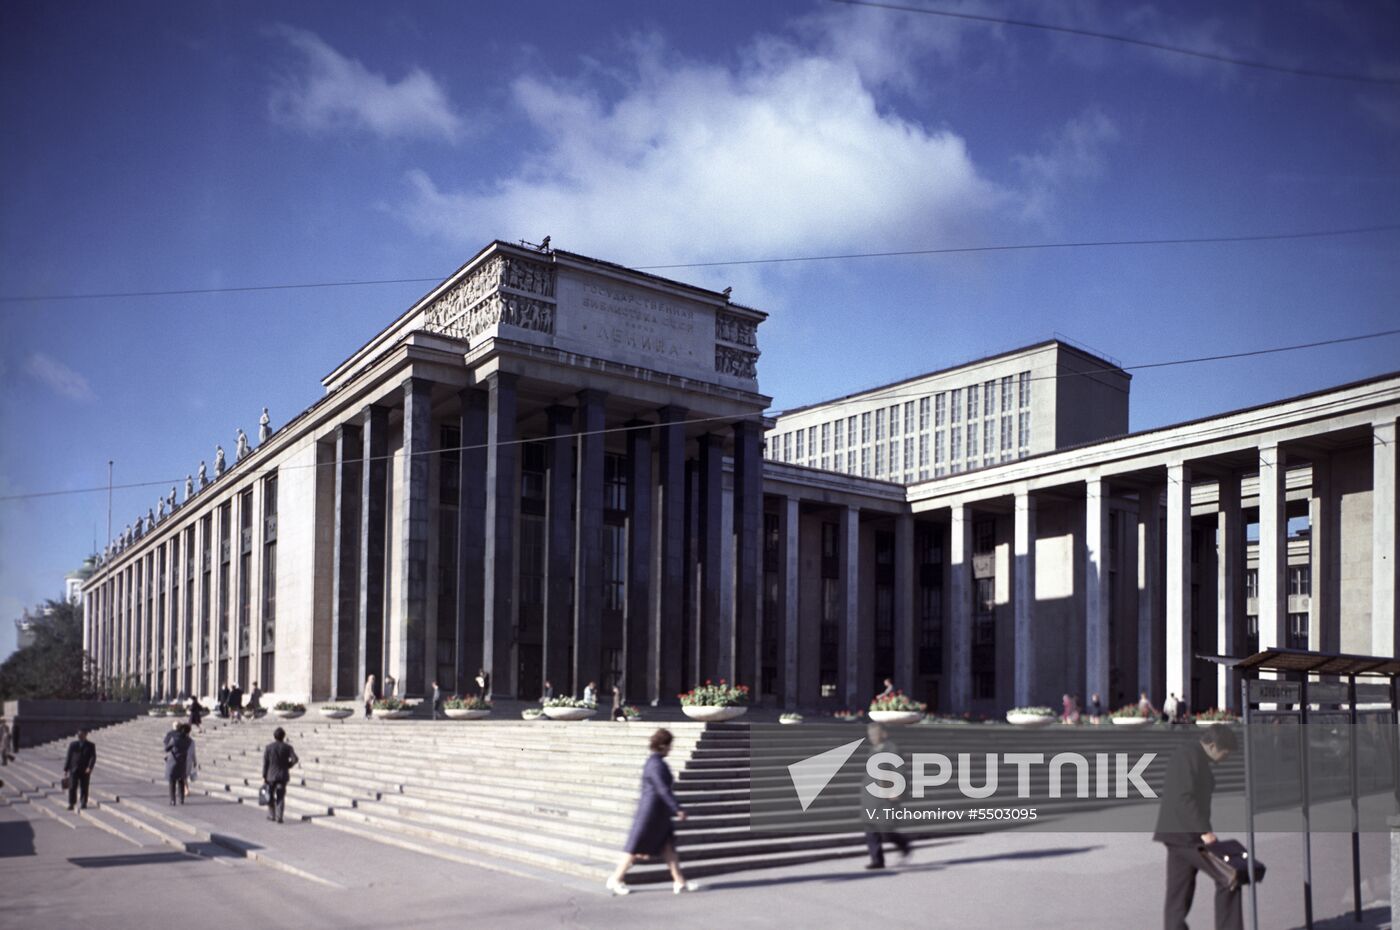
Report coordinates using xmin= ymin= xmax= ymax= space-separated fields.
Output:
xmin=1209 ymin=648 xmax=1400 ymax=930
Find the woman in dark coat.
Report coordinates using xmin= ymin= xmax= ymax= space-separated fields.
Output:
xmin=188 ymin=695 xmax=205 ymax=731
xmin=606 ymin=729 xmax=698 ymax=896
xmin=164 ymin=723 xmax=195 ymax=805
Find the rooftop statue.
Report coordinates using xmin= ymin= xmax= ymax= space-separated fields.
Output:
xmin=259 ymin=407 xmax=271 ymax=443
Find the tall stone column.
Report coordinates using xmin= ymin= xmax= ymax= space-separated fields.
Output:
xmin=483 ymin=372 xmax=519 ymax=697
xmin=695 ymin=433 xmax=724 ymax=684
xmin=572 ymin=389 xmax=607 ymax=694
xmin=949 ymin=504 xmax=973 ymax=711
xmin=840 ymin=505 xmax=866 ymax=709
xmin=331 ymin=423 xmax=362 ymax=698
xmin=733 ymin=421 xmax=763 ymax=690
xmin=358 ymin=404 xmax=389 ymax=694
xmin=1138 ymin=484 xmax=1164 ymax=705
xmin=652 ymin=407 xmax=687 ymax=704
xmin=1217 ymin=474 xmax=1245 ymax=710
xmin=782 ymin=495 xmax=800 ymax=709
xmin=624 ymin=420 xmax=653 ymax=703
xmin=455 ymin=388 xmax=488 ymax=695
xmin=1258 ymin=443 xmax=1288 ymax=656
xmin=1165 ymin=463 xmax=1193 ymax=707
xmin=1085 ymin=477 xmax=1111 ymax=710
xmin=894 ymin=513 xmax=915 ymax=693
xmin=543 ymin=404 xmax=575 ymax=695
xmin=399 ymin=377 xmax=432 ymax=697
xmin=1308 ymin=457 xmax=1335 ymax=653
xmin=1374 ymin=418 xmax=1398 ymax=657
xmin=1013 ymin=490 xmax=1037 ymax=707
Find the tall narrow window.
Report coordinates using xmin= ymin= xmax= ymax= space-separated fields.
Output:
xmin=261 ymin=472 xmax=278 ymax=691
xmin=919 ymin=397 xmax=931 ymax=431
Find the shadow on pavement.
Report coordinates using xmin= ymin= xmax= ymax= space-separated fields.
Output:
xmin=1288 ymin=905 xmax=1391 ymax=930
xmin=69 ymin=852 xmax=197 ymax=868
xmin=0 ymin=819 xmax=37 ymax=857
xmin=705 ymin=844 xmax=1101 ymax=891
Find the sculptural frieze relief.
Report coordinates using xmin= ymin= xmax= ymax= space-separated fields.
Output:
xmin=715 ymin=311 xmax=758 ymax=348
xmin=424 ymin=254 xmax=557 ymax=341
xmin=715 ymin=345 xmax=759 ymax=380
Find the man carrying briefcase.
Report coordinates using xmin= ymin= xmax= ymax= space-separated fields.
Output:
xmin=1152 ymin=725 xmax=1244 ymax=930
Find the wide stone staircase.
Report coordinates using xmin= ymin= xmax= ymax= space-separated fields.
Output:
xmin=7 ymin=712 xmax=1247 ymax=884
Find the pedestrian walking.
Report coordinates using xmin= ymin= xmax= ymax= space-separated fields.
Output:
xmin=246 ymin=682 xmax=263 ymax=719
xmin=1164 ymin=693 xmax=1180 ymax=725
xmin=475 ymin=668 xmax=491 ymax=701
xmin=261 ymin=726 xmax=299 ymax=824
xmin=541 ymin=680 xmax=553 ymax=702
xmin=231 ymin=682 xmax=246 ymax=722
xmin=1088 ymin=692 xmax=1104 ymax=725
xmin=583 ymin=681 xmax=597 ymax=705
xmin=363 ymin=674 xmax=377 ymax=718
xmin=164 ymin=723 xmax=196 ymax=806
xmin=863 ymin=722 xmax=912 ymax=869
xmin=1139 ymin=690 xmax=1158 ymax=719
xmin=63 ymin=729 xmax=97 ymax=811
xmin=431 ymin=680 xmax=442 ymax=720
xmin=606 ymin=729 xmax=698 ymax=896
xmin=1154 ymin=725 xmax=1242 ymax=930
xmin=611 ymin=686 xmax=626 ymax=722
xmin=0 ymin=719 xmax=13 ymax=766
xmin=188 ymin=695 xmax=205 ymax=732
xmin=217 ymin=681 xmax=230 ymax=719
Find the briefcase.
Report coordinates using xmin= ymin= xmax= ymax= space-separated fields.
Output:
xmin=257 ymin=783 xmax=271 ymax=806
xmin=61 ymin=774 xmax=70 ymax=791
xmin=1199 ymin=840 xmax=1266 ymax=891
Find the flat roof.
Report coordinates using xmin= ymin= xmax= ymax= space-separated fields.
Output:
xmin=772 ymin=338 xmax=1128 ymax=419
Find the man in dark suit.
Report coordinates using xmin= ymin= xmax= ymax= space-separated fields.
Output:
xmin=227 ymin=682 xmax=244 ymax=723
xmin=863 ymin=722 xmax=911 ymax=869
xmin=261 ymin=726 xmax=299 ymax=824
xmin=1153 ymin=725 xmax=1241 ymax=930
xmin=64 ymin=729 xmax=97 ymax=811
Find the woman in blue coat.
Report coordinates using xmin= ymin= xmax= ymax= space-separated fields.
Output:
xmin=606 ymin=729 xmax=699 ymax=896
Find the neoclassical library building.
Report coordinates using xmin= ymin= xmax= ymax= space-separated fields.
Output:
xmin=82 ymin=240 xmax=1400 ymax=714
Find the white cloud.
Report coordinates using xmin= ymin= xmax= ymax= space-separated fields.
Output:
xmin=398 ymin=20 xmax=1010 ymax=272
xmin=1014 ymin=108 xmax=1120 ymax=220
xmin=25 ymin=352 xmax=94 ymax=403
xmin=269 ymin=25 xmax=463 ymax=141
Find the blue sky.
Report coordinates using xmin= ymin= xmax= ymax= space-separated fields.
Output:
xmin=2 ymin=0 xmax=1398 ymax=660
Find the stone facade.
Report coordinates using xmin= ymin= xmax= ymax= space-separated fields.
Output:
xmin=82 ymin=241 xmax=1400 ymax=716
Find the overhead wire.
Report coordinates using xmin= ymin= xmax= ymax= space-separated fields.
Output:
xmin=3 ymin=224 xmax=1399 ymax=302
xmin=827 ymin=0 xmax=1400 ymax=87
xmin=4 ymin=326 xmax=1398 ymax=506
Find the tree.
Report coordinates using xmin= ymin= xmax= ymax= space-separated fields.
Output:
xmin=0 ymin=599 xmax=92 ymax=702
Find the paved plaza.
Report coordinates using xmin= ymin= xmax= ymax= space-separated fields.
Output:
xmin=1 ymin=756 xmax=1390 ymax=930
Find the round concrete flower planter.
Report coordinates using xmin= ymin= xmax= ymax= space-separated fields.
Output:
xmin=374 ymin=708 xmax=414 ymax=720
xmin=868 ymin=710 xmax=923 ymax=726
xmin=543 ymin=706 xmax=596 ymax=721
xmin=271 ymin=709 xmax=305 ymax=720
xmin=1005 ymin=712 xmax=1056 ymax=728
xmin=681 ymin=705 xmax=748 ymax=723
xmin=1111 ymin=716 xmax=1151 ymax=727
xmin=318 ymin=708 xmax=353 ymax=720
xmin=444 ymin=708 xmax=491 ymax=720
